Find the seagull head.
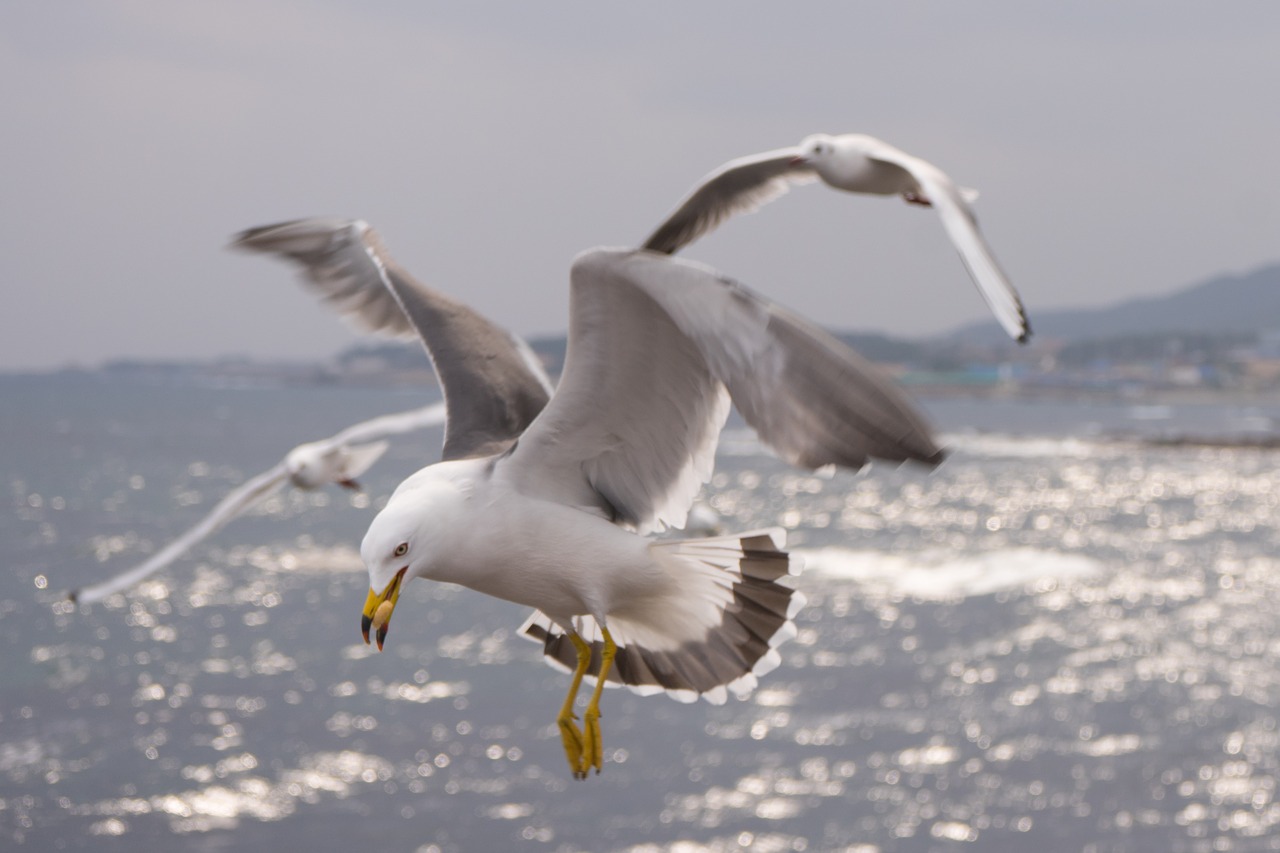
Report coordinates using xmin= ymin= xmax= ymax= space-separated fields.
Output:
xmin=357 ymin=466 xmax=465 ymax=650
xmin=790 ymin=133 xmax=837 ymax=167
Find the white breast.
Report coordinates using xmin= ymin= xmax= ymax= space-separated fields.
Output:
xmin=428 ymin=478 xmax=658 ymax=621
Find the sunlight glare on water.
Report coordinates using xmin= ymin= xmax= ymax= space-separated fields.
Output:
xmin=5 ymin=381 xmax=1280 ymax=851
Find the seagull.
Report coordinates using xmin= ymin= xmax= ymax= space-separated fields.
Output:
xmin=642 ymin=132 xmax=1032 ymax=344
xmin=68 ymin=402 xmax=447 ymax=605
xmin=235 ymin=218 xmax=943 ymax=778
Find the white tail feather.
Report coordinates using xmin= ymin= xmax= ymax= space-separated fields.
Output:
xmin=520 ymin=528 xmax=803 ymax=704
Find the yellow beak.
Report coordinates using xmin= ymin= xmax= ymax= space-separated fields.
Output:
xmin=361 ymin=567 xmax=407 ymax=651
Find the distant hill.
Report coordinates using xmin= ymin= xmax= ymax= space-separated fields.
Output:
xmin=949 ymin=262 xmax=1280 ymax=344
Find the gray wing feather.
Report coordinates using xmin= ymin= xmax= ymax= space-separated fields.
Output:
xmin=233 ymin=217 xmax=416 ymax=337
xmin=233 ymin=219 xmax=552 ymax=460
xmin=642 ymin=148 xmax=818 ymax=255
xmin=499 ymin=259 xmax=730 ymax=533
xmin=598 ymin=250 xmax=943 ymax=470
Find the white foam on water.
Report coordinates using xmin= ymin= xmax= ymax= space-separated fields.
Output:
xmin=77 ymin=749 xmax=395 ymax=834
xmin=939 ymin=432 xmax=1111 ymax=460
xmin=797 ymin=546 xmax=1104 ymax=600
xmin=218 ymin=544 xmax=364 ymax=575
xmin=719 ymin=427 xmax=1113 ymax=462
xmin=1229 ymin=414 xmax=1274 ymax=432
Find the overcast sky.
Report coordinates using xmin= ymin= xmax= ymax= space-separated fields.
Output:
xmin=2 ymin=2 xmax=1278 ymax=370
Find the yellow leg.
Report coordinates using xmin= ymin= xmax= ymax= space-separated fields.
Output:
xmin=557 ymin=633 xmax=592 ymax=779
xmin=582 ymin=627 xmax=616 ymax=777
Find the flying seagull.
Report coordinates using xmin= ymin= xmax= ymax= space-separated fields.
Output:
xmin=235 ymin=218 xmax=943 ymax=779
xmin=642 ymin=132 xmax=1032 ymax=344
xmin=68 ymin=402 xmax=447 ymax=605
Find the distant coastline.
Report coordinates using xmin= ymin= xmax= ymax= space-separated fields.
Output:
xmin=11 ymin=260 xmax=1280 ymax=405
xmin=9 ymin=330 xmax=1280 ymax=414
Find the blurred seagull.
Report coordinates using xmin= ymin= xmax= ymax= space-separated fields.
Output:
xmin=643 ymin=132 xmax=1032 ymax=344
xmin=68 ymin=402 xmax=446 ymax=605
xmin=234 ymin=218 xmax=943 ymax=779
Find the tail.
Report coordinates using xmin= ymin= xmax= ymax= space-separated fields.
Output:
xmin=520 ymin=529 xmax=804 ymax=704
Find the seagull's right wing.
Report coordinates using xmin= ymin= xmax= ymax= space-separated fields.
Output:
xmin=500 ymin=249 xmax=942 ymax=535
xmin=233 ymin=220 xmax=552 ymax=460
xmin=861 ymin=140 xmax=1031 ymax=343
xmin=69 ymin=464 xmax=290 ymax=605
xmin=330 ymin=402 xmax=448 ymax=446
xmin=641 ymin=148 xmax=818 ymax=255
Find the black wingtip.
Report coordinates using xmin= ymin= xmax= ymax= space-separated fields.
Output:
xmin=361 ymin=614 xmax=372 ymax=645
xmin=1016 ymin=316 xmax=1033 ymax=345
xmin=916 ymin=447 xmax=949 ymax=469
xmin=227 ymin=225 xmax=263 ymax=249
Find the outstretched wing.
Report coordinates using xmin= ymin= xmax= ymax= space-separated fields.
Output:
xmin=70 ymin=401 xmax=452 ymax=603
xmin=641 ymin=148 xmax=818 ymax=255
xmin=330 ymin=402 xmax=448 ymax=446
xmin=233 ymin=219 xmax=552 ymax=459
xmin=69 ymin=464 xmax=290 ymax=604
xmin=498 ymin=249 xmax=942 ymax=535
xmin=860 ymin=140 xmax=1031 ymax=343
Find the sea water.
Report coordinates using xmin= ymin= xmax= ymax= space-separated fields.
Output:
xmin=4 ymin=375 xmax=1280 ymax=852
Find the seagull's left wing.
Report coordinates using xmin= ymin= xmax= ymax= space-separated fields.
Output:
xmin=641 ymin=147 xmax=818 ymax=255
xmin=69 ymin=463 xmax=290 ymax=604
xmin=861 ymin=140 xmax=1031 ymax=343
xmin=499 ymin=249 xmax=942 ymax=535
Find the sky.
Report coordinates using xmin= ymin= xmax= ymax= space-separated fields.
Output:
xmin=2 ymin=2 xmax=1278 ymax=370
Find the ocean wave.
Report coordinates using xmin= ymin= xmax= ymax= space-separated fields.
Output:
xmin=796 ymin=546 xmax=1103 ymax=600
xmin=938 ymin=432 xmax=1111 ymax=459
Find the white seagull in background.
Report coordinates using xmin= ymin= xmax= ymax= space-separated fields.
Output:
xmin=69 ymin=402 xmax=447 ymax=605
xmin=233 ymin=218 xmax=943 ymax=779
xmin=642 ymin=132 xmax=1032 ymax=344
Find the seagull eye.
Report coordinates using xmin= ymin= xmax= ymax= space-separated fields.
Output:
xmin=393 ymin=542 xmax=409 ymax=558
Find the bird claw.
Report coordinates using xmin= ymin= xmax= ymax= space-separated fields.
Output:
xmin=558 ymin=713 xmax=588 ymax=779
xmin=583 ymin=709 xmax=603 ymax=776
xmin=557 ymin=627 xmax=614 ymax=779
